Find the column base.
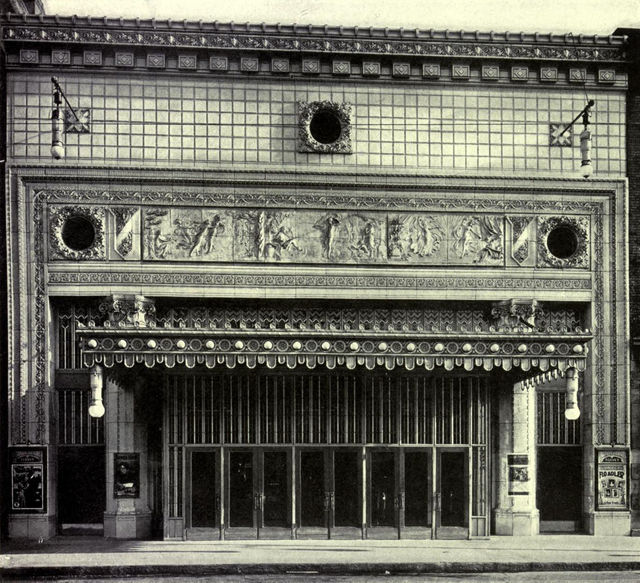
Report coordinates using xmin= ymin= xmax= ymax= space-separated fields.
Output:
xmin=494 ymin=509 xmax=540 ymax=536
xmin=8 ymin=514 xmax=57 ymax=540
xmin=104 ymin=510 xmax=152 ymax=539
xmin=585 ymin=511 xmax=631 ymax=536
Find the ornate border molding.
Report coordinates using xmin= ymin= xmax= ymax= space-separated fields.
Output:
xmin=36 ymin=187 xmax=603 ymax=214
xmin=48 ymin=270 xmax=592 ymax=291
xmin=6 ymin=171 xmax=626 ymax=446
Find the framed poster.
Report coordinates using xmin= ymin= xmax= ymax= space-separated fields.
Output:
xmin=508 ymin=453 xmax=529 ymax=496
xmin=10 ymin=448 xmax=46 ymax=513
xmin=596 ymin=449 xmax=628 ymax=510
xmin=114 ymin=452 xmax=140 ymax=498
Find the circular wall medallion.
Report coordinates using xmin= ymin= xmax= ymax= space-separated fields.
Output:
xmin=537 ymin=216 xmax=589 ymax=268
xmin=49 ymin=205 xmax=106 ymax=260
xmin=298 ymin=101 xmax=352 ymax=153
xmin=546 ymin=226 xmax=579 ymax=259
xmin=309 ymin=108 xmax=343 ymax=144
xmin=61 ymin=215 xmax=96 ymax=251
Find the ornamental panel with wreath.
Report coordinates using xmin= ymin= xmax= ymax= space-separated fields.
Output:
xmin=48 ymin=205 xmax=106 ymax=261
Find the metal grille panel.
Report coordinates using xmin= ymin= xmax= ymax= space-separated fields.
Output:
xmin=537 ymin=391 xmax=581 ymax=445
xmin=167 ymin=372 xmax=487 ymax=446
xmin=58 ymin=390 xmax=104 ymax=445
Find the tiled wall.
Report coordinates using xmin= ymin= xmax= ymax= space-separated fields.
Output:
xmin=7 ymin=73 xmax=626 ymax=174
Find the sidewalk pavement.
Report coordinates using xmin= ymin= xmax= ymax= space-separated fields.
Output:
xmin=1 ymin=535 xmax=640 ymax=578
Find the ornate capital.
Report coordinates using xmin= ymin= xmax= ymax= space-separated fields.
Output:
xmin=491 ymin=299 xmax=541 ymax=332
xmin=98 ymin=295 xmax=156 ymax=328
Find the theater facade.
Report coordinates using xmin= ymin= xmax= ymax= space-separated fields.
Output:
xmin=1 ymin=13 xmax=635 ymax=540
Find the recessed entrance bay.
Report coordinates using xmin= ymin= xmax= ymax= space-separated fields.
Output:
xmin=173 ymin=371 xmax=489 ymax=540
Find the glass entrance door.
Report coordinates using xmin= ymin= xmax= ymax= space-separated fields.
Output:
xmin=188 ymin=449 xmax=220 ymax=539
xmin=260 ymin=450 xmax=291 ymax=538
xmin=331 ymin=449 xmax=362 ymax=538
xmin=368 ymin=449 xmax=398 ymax=538
xmin=435 ymin=449 xmax=469 ymax=539
xmin=367 ymin=449 xmax=432 ymax=539
xmin=225 ymin=449 xmax=292 ymax=539
xmin=297 ymin=449 xmax=329 ymax=538
xmin=403 ymin=449 xmax=432 ymax=538
xmin=226 ymin=450 xmax=257 ymax=538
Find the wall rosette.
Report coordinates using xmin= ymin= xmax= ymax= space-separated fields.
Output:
xmin=48 ymin=205 xmax=106 ymax=261
xmin=298 ymin=101 xmax=352 ymax=153
xmin=537 ymin=215 xmax=590 ymax=268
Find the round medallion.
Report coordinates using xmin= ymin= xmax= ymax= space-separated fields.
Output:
xmin=61 ymin=215 xmax=96 ymax=251
xmin=309 ymin=108 xmax=343 ymax=144
xmin=547 ymin=226 xmax=579 ymax=259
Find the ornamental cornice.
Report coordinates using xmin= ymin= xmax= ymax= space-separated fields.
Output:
xmin=1 ymin=20 xmax=626 ymax=63
xmin=0 ymin=16 xmax=626 ymax=46
xmin=77 ymin=327 xmax=590 ymax=374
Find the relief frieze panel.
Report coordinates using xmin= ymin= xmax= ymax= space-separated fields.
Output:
xmin=46 ymin=201 xmax=591 ymax=270
xmin=144 ymin=208 xmax=234 ymax=261
xmin=388 ymin=215 xmax=445 ymax=262
xmin=140 ymin=208 xmax=504 ymax=266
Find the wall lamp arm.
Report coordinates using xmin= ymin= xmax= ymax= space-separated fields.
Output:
xmin=558 ymin=99 xmax=595 ymax=138
xmin=51 ymin=76 xmax=81 ymax=122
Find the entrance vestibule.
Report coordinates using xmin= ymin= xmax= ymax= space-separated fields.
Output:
xmin=171 ymin=370 xmax=490 ymax=540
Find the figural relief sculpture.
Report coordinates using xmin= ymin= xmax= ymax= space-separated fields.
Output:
xmin=388 ymin=214 xmax=445 ymax=261
xmin=68 ymin=206 xmax=601 ymax=270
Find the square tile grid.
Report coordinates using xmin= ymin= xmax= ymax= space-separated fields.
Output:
xmin=6 ymin=73 xmax=625 ymax=175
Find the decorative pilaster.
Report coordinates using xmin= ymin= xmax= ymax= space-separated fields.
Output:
xmin=494 ymin=380 xmax=539 ymax=535
xmin=103 ymin=375 xmax=152 ymax=539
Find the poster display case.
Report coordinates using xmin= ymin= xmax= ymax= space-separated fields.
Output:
xmin=10 ymin=448 xmax=46 ymax=513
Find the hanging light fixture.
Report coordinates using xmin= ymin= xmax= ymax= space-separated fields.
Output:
xmin=50 ymin=82 xmax=65 ymax=159
xmin=579 ymin=115 xmax=593 ymax=179
xmin=557 ymin=100 xmax=595 ymax=180
xmin=565 ymin=367 xmax=580 ymax=421
xmin=89 ymin=364 xmax=105 ymax=418
xmin=50 ymin=77 xmax=83 ymax=160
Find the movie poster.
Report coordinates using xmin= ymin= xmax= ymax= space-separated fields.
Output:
xmin=597 ymin=450 xmax=628 ymax=510
xmin=508 ymin=453 xmax=529 ymax=496
xmin=114 ymin=453 xmax=140 ymax=498
xmin=10 ymin=448 xmax=46 ymax=512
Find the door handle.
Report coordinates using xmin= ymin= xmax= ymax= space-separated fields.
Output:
xmin=324 ymin=491 xmax=334 ymax=511
xmin=395 ymin=492 xmax=405 ymax=510
xmin=435 ymin=492 xmax=442 ymax=511
xmin=254 ymin=493 xmax=263 ymax=511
